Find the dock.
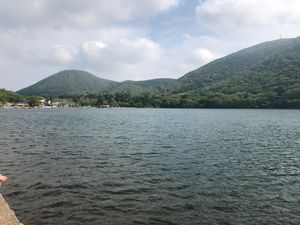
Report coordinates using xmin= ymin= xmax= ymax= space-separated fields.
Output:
xmin=0 ymin=194 xmax=23 ymax=225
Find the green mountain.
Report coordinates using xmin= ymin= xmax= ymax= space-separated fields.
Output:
xmin=18 ymin=70 xmax=174 ymax=97
xmin=16 ymin=37 xmax=300 ymax=108
xmin=17 ymin=70 xmax=117 ymax=97
xmin=111 ymin=78 xmax=175 ymax=94
xmin=165 ymin=37 xmax=300 ymax=108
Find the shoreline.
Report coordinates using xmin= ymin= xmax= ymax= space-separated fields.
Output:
xmin=0 ymin=194 xmax=23 ymax=225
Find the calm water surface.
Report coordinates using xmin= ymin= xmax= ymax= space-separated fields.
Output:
xmin=0 ymin=108 xmax=300 ymax=225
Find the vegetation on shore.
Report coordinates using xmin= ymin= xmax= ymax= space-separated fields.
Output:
xmin=0 ymin=89 xmax=41 ymax=107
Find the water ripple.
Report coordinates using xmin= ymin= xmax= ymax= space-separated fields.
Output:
xmin=1 ymin=108 xmax=300 ymax=225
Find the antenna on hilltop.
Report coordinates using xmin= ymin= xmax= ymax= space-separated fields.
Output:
xmin=279 ymin=35 xmax=282 ymax=39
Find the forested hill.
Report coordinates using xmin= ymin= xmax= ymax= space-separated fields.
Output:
xmin=14 ymin=37 xmax=300 ymax=108
xmin=0 ymin=89 xmax=25 ymax=103
xmin=17 ymin=70 xmax=175 ymax=97
xmin=0 ymin=89 xmax=40 ymax=105
xmin=165 ymin=37 xmax=300 ymax=108
xmin=111 ymin=78 xmax=175 ymax=94
xmin=17 ymin=70 xmax=117 ymax=97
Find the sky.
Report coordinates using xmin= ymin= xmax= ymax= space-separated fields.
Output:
xmin=1 ymin=0 xmax=300 ymax=91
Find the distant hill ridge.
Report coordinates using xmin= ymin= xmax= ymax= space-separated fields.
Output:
xmin=17 ymin=37 xmax=300 ymax=108
xmin=164 ymin=37 xmax=300 ymax=107
xmin=18 ymin=70 xmax=175 ymax=97
xmin=170 ymin=37 xmax=300 ymax=92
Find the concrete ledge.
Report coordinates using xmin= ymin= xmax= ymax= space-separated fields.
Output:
xmin=0 ymin=194 xmax=23 ymax=225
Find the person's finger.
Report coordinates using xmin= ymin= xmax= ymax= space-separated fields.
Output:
xmin=0 ymin=175 xmax=7 ymax=182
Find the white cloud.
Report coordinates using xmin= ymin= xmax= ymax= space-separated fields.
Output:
xmin=0 ymin=23 xmax=222 ymax=88
xmin=1 ymin=0 xmax=300 ymax=90
xmin=193 ymin=48 xmax=217 ymax=64
xmin=80 ymin=41 xmax=106 ymax=57
xmin=22 ymin=45 xmax=74 ymax=65
xmin=78 ymin=38 xmax=162 ymax=80
xmin=196 ymin=0 xmax=300 ymax=29
xmin=52 ymin=46 xmax=74 ymax=63
xmin=195 ymin=0 xmax=300 ymax=53
xmin=118 ymin=38 xmax=161 ymax=61
xmin=79 ymin=38 xmax=161 ymax=63
xmin=0 ymin=0 xmax=180 ymax=29
xmin=0 ymin=0 xmax=217 ymax=90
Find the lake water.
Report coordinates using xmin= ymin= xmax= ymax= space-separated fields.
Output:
xmin=0 ymin=108 xmax=300 ymax=225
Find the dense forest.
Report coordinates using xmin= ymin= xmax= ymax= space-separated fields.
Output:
xmin=0 ymin=89 xmax=40 ymax=106
xmin=57 ymin=90 xmax=299 ymax=108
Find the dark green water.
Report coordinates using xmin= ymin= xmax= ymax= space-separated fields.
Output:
xmin=0 ymin=108 xmax=300 ymax=225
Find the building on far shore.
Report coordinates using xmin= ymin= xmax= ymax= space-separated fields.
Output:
xmin=99 ymin=104 xmax=110 ymax=108
xmin=38 ymin=98 xmax=46 ymax=107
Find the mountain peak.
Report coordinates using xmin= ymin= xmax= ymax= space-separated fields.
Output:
xmin=17 ymin=70 xmax=116 ymax=97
